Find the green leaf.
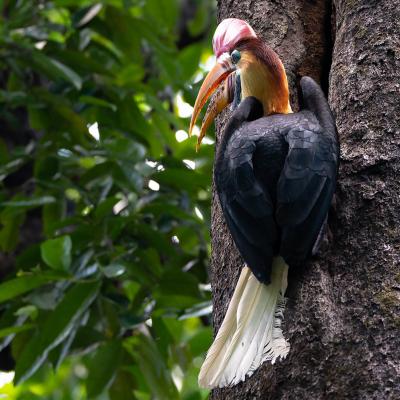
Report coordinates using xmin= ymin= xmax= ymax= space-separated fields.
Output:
xmin=50 ymin=59 xmax=82 ymax=90
xmin=0 ymin=90 xmax=29 ymax=106
xmin=155 ymin=168 xmax=209 ymax=192
xmin=155 ymin=269 xmax=201 ymax=309
xmin=28 ymin=94 xmax=88 ymax=144
xmin=49 ymin=320 xmax=79 ymax=369
xmin=79 ymin=95 xmax=117 ymax=111
xmin=30 ymin=50 xmax=82 ymax=90
xmin=178 ymin=43 xmax=202 ymax=81
xmin=187 ymin=327 xmax=212 ymax=358
xmin=14 ymin=280 xmax=100 ymax=384
xmin=151 ymin=317 xmax=174 ymax=361
xmin=14 ymin=305 xmax=38 ymax=320
xmin=94 ymin=197 xmax=119 ymax=219
xmin=178 ymin=301 xmax=212 ymax=320
xmin=0 ymin=212 xmax=25 ymax=251
xmin=86 ymin=340 xmax=122 ymax=398
xmin=42 ymin=201 xmax=64 ymax=236
xmin=40 ymin=235 xmax=72 ymax=271
xmin=91 ymin=30 xmax=124 ymax=60
xmin=0 ymin=272 xmax=67 ymax=304
xmin=109 ymin=368 xmax=136 ymax=400
xmin=34 ymin=156 xmax=59 ymax=180
xmin=144 ymin=0 xmax=178 ymax=33
xmin=0 ymin=324 xmax=34 ymax=339
xmin=103 ymin=264 xmax=126 ymax=278
xmin=71 ymin=326 xmax=105 ymax=352
xmin=75 ymin=3 xmax=102 ymax=27
xmin=125 ymin=334 xmax=179 ymax=400
xmin=0 ymin=196 xmax=56 ymax=208
xmin=48 ymin=48 xmax=111 ymax=76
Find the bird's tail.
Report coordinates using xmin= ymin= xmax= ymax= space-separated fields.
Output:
xmin=198 ymin=257 xmax=290 ymax=389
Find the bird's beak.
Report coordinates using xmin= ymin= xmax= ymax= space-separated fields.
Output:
xmin=189 ymin=55 xmax=236 ymax=150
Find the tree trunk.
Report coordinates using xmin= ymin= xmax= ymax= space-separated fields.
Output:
xmin=210 ymin=1 xmax=400 ymax=399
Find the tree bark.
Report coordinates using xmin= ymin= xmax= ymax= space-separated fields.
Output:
xmin=210 ymin=1 xmax=400 ymax=399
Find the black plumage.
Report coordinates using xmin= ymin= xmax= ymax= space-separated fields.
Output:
xmin=214 ymin=77 xmax=339 ymax=284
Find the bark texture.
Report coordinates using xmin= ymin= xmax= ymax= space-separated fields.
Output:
xmin=210 ymin=0 xmax=400 ymax=399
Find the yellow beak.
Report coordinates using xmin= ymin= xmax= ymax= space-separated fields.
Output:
xmin=189 ymin=57 xmax=236 ymax=150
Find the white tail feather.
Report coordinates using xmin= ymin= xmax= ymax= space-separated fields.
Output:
xmin=198 ymin=257 xmax=290 ymax=388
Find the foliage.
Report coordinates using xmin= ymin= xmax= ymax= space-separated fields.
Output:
xmin=0 ymin=0 xmax=215 ymax=398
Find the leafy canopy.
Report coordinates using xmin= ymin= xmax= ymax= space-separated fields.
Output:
xmin=0 ymin=0 xmax=216 ymax=398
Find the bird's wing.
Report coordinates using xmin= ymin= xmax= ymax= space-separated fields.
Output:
xmin=215 ymin=131 xmax=278 ymax=284
xmin=276 ymin=116 xmax=339 ymax=265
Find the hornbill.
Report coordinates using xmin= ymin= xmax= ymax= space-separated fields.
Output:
xmin=189 ymin=19 xmax=339 ymax=388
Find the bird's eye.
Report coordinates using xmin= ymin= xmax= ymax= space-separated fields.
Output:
xmin=231 ymin=49 xmax=241 ymax=64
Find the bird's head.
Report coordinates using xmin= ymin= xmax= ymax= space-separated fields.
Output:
xmin=190 ymin=18 xmax=292 ymax=150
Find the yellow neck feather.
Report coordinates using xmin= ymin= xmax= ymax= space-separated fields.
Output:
xmin=239 ymin=51 xmax=292 ymax=115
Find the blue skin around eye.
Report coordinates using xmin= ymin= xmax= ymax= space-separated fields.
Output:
xmin=231 ymin=50 xmax=241 ymax=64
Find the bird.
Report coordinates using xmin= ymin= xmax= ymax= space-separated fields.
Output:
xmin=189 ymin=18 xmax=339 ymax=389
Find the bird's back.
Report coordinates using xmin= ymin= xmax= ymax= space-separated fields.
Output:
xmin=215 ymin=86 xmax=338 ymax=279
xmin=217 ymin=110 xmax=324 ymax=207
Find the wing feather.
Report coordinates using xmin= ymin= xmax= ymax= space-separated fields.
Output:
xmin=277 ymin=123 xmax=338 ymax=264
